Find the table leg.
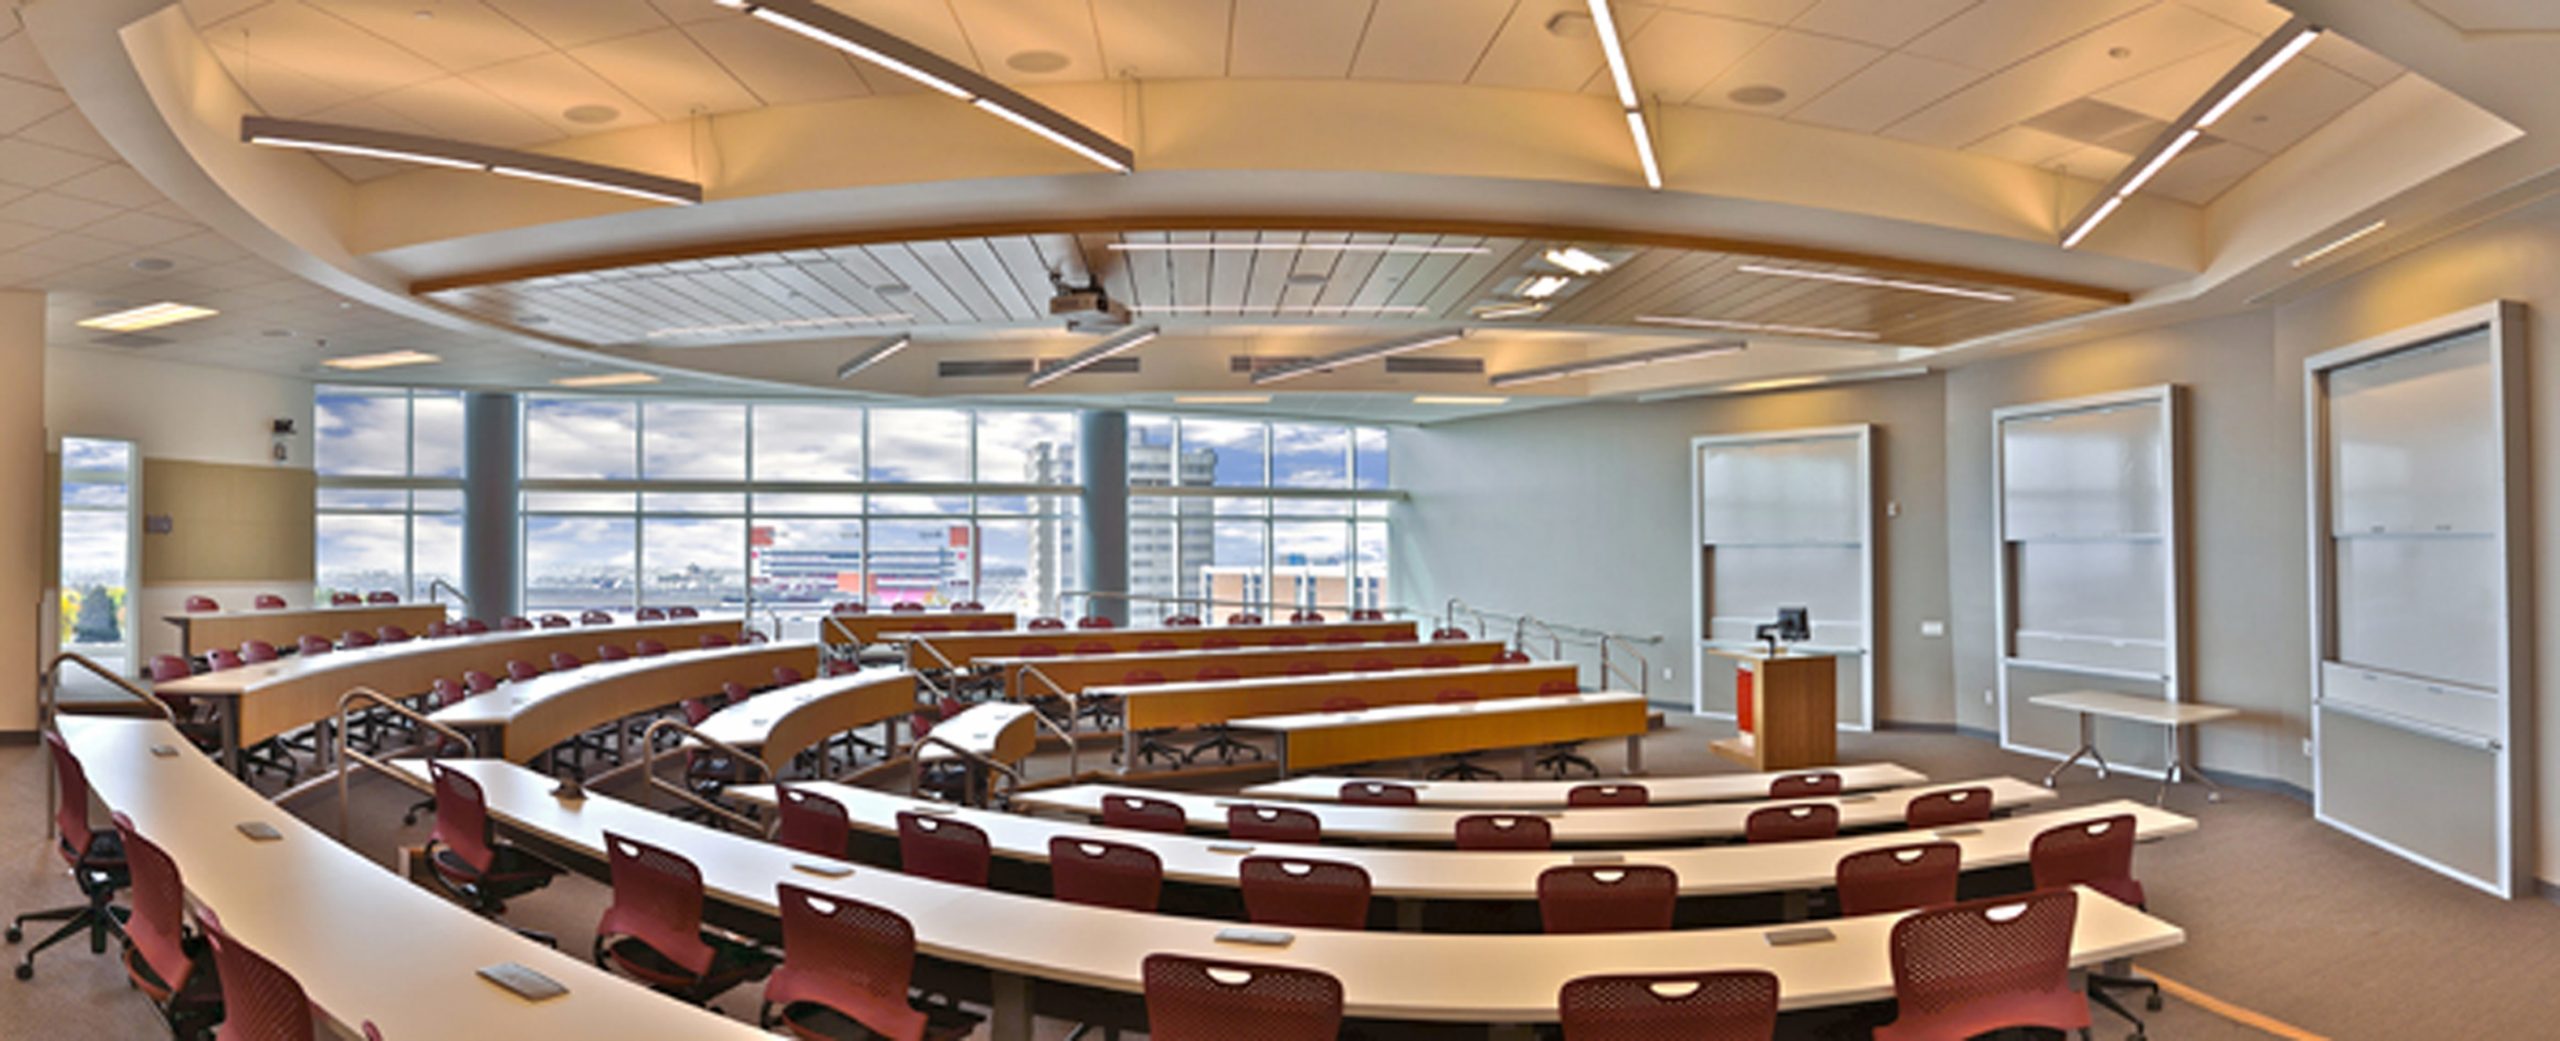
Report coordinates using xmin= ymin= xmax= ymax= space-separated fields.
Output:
xmin=1488 ymin=1024 xmax=1538 ymax=1041
xmin=1394 ymin=898 xmax=1424 ymax=931
xmin=1626 ymin=734 xmax=1644 ymax=775
xmin=1273 ymin=735 xmax=1291 ymax=779
xmin=219 ymin=704 xmax=243 ymax=778
xmin=1520 ymin=748 xmax=1536 ymax=777
xmin=1120 ymin=729 xmax=1135 ymax=776
xmin=1779 ymin=891 xmax=1810 ymax=922
xmin=989 ymin=970 xmax=1033 ymax=1041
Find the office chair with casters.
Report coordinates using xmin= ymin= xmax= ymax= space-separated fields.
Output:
xmin=240 ymin=640 xmax=279 ymax=663
xmin=2033 ymin=815 xmax=2163 ymax=1038
xmin=393 ymin=677 xmax=477 ymax=823
xmin=498 ymin=615 xmax=534 ymax=631
xmin=198 ymin=908 xmax=316 ymax=1041
xmin=1744 ymin=803 xmax=1840 ymax=843
xmin=1238 ymin=857 xmax=1370 ymax=930
xmin=831 ymin=601 xmax=868 ymax=615
xmin=294 ymin=634 xmax=334 ymax=657
xmin=762 ymin=884 xmax=978 ymax=1041
xmin=580 ymin=609 xmax=614 ymax=625
xmin=888 ymin=602 xmax=926 ymax=614
xmin=1048 ymin=836 xmax=1164 ymax=912
xmin=1351 ymin=609 xmax=1385 ymax=621
xmin=1338 ymin=781 xmax=1418 ymax=806
xmin=773 ymin=665 xmax=807 ymax=687
xmin=1109 ymin=670 xmax=1185 ymax=769
xmin=1226 ymin=805 xmax=1321 ymax=844
xmin=1769 ymin=771 xmax=1843 ymax=799
xmin=538 ymin=614 xmax=572 ymax=629
xmin=635 ymin=606 xmax=666 ymax=621
xmin=375 ymin=625 xmax=412 ymax=644
xmin=108 ymin=814 xmax=222 ymax=1036
xmin=1425 ymin=689 xmax=1501 ymax=781
xmin=10 ymin=733 xmax=129 ymax=981
xmin=1077 ymin=615 xmax=1117 ymax=630
xmin=337 ymin=629 xmax=376 ymax=650
xmin=1430 ymin=626 xmax=1470 ymax=641
xmin=896 ymin=813 xmax=991 ymax=888
xmin=254 ymin=593 xmax=287 ymax=610
xmin=329 ymin=591 xmax=361 ymax=606
xmin=1183 ymin=681 xmax=1267 ymax=766
xmin=1225 ymin=613 xmax=1263 ymax=626
xmin=773 ymin=786 xmax=852 ymax=860
xmin=1531 ymin=679 xmax=1602 ymax=779
xmin=548 ymin=651 xmax=585 ymax=672
xmin=184 ymin=595 xmax=220 ymax=612
xmin=1163 ymin=614 xmax=1203 ymax=627
xmin=503 ymin=659 xmax=542 ymax=682
xmin=1538 ymin=864 xmax=1677 ymax=934
xmin=1873 ymin=890 xmax=2089 ymax=1041
xmin=1289 ymin=610 xmax=1326 ymax=624
xmin=1836 ymin=842 xmax=1962 ymax=916
xmin=459 ymin=617 xmax=492 ymax=634
xmin=633 ymin=638 xmax=668 ymax=657
xmin=668 ymin=606 xmax=699 ymax=619
xmin=461 ymin=669 xmax=499 ymax=694
xmin=206 ymin=648 xmax=244 ymax=671
xmin=701 ymin=632 xmax=735 ymax=649
xmin=592 ymin=833 xmax=776 ymax=1005
xmin=421 ymin=763 xmax=563 ymax=946
xmin=1100 ymin=794 xmax=1188 ymax=835
xmin=1568 ymin=783 xmax=1648 ymax=807
xmin=1906 ymin=786 xmax=1995 ymax=828
xmin=367 ymin=590 xmax=399 ymax=604
xmin=1026 ymin=616 xmax=1066 ymax=630
xmin=1455 ymin=814 xmax=1553 ymax=851
xmin=1557 ymin=969 xmax=1778 ymax=1041
xmin=423 ymin=621 xmax=457 ymax=639
xmin=1142 ymin=954 xmax=1342 ymax=1041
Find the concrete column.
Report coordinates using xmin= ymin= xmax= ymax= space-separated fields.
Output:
xmin=1077 ymin=410 xmax=1129 ymax=625
xmin=0 ymin=292 xmax=38 ymax=732
xmin=462 ymin=392 xmax=520 ymax=622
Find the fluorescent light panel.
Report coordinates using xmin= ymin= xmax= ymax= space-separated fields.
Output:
xmin=1473 ymin=302 xmax=1549 ymax=320
xmin=1635 ymin=315 xmax=1882 ymax=340
xmin=834 ymin=334 xmax=913 ymax=380
xmin=2293 ymin=220 xmax=2386 ymax=268
xmin=322 ymin=349 xmax=441 ymax=371
xmin=2198 ymin=28 xmax=2322 ymax=128
xmin=1636 ymin=365 xmax=1932 ymax=403
xmin=1108 ymin=242 xmax=1488 ymax=255
xmin=1735 ymin=264 xmax=2015 ymax=303
xmin=1586 ymin=0 xmax=1640 ymax=110
xmin=1544 ymin=247 xmax=1614 ymax=275
xmin=1625 ymin=109 xmax=1663 ymax=191
xmin=244 ymin=135 xmax=480 ymax=170
xmin=1519 ymin=274 xmax=1573 ymax=299
xmin=1249 ymin=329 xmax=1467 ymax=385
xmin=2061 ymin=21 xmax=2319 ymax=249
xmin=1026 ymin=324 xmax=1162 ymax=388
xmin=490 ymin=164 xmax=695 ymax=206
xmin=553 ymin=372 xmax=661 ymax=388
xmin=79 ymin=302 xmax=218 ymax=332
xmin=644 ymin=313 xmax=911 ymax=340
xmin=242 ymin=116 xmax=701 ymax=205
xmin=1489 ymin=341 xmax=1743 ymax=388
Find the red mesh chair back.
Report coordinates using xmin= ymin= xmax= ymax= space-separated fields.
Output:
xmin=504 ymin=659 xmax=542 ymax=682
xmin=1352 ymin=657 xmax=1394 ymax=673
xmin=1877 ymin=890 xmax=2087 ymax=1041
xmin=1338 ymin=781 xmax=1418 ymax=806
xmin=1195 ymin=666 xmax=1241 ymax=681
xmin=897 ymin=812 xmax=991 ymax=888
xmin=1077 ymin=615 xmax=1118 ymax=630
xmin=1430 ymin=626 xmax=1470 ymax=641
xmin=1142 ymin=954 xmax=1343 ymax=1041
xmin=1494 ymin=649 xmax=1532 ymax=664
xmin=635 ymin=606 xmax=666 ymax=621
xmin=254 ymin=594 xmax=288 ymax=610
xmin=1906 ymin=786 xmax=1994 ymax=829
xmin=668 ymin=606 xmax=699 ymax=619
xmin=773 ymin=666 xmax=806 ymax=687
xmin=1227 ymin=804 xmax=1322 ymax=844
xmin=1745 ymin=803 xmax=1840 ymax=843
xmin=1838 ymin=842 xmax=1962 ymax=917
xmin=461 ymin=670 xmax=499 ymax=694
xmin=580 ymin=609 xmax=614 ymax=625
xmin=548 ymin=651 xmax=584 ymax=672
xmin=1558 ymin=969 xmax=1779 ymax=1041
xmin=1455 ymin=814 xmax=1553 ymax=851
xmin=1283 ymin=661 xmax=1328 ymax=677
xmin=1017 ymin=643 xmax=1060 ymax=659
xmin=596 ymin=832 xmax=715 ymax=978
xmin=596 ymin=644 xmax=631 ymax=662
xmin=184 ymin=595 xmax=220 ymax=613
xmin=1289 ymin=610 xmax=1325 ymax=623
xmin=367 ymin=591 xmax=399 ymax=604
xmin=1163 ymin=614 xmax=1204 ymax=627
xmin=499 ymin=615 xmax=534 ymax=631
xmin=458 ymin=617 xmax=491 ymax=634
xmin=206 ymin=649 xmax=245 ymax=671
xmin=633 ymin=638 xmax=668 ymax=657
xmin=241 ymin=640 xmax=279 ymax=663
xmin=1027 ymin=616 xmax=1066 ymax=630
xmin=1568 ymin=783 xmax=1649 ymax=807
xmin=1319 ymin=697 xmax=1368 ymax=713
xmin=538 ymin=614 xmax=572 ymax=629
xmin=330 ymin=591 xmax=362 ymax=606
xmin=198 ymin=909 xmax=316 ymax=1041
xmin=767 ymin=884 xmax=928 ymax=1041
xmin=1238 ymin=856 xmax=1370 ymax=930
xmin=701 ymin=632 xmax=734 ymax=648
xmin=424 ymin=621 xmax=456 ymax=639
xmin=944 ymin=601 xmax=979 ymax=611
xmin=2028 ymin=814 xmax=2144 ymax=907
xmin=1538 ymin=864 xmax=1678 ymax=934
xmin=1769 ymin=771 xmax=1843 ymax=799
xmin=832 ymin=601 xmax=869 ymax=615
xmin=376 ymin=625 xmax=412 ymax=644
xmin=428 ymin=761 xmax=500 ymax=875
xmin=148 ymin=654 xmax=192 ymax=682
xmin=338 ymin=630 xmax=376 ymax=649
xmin=890 ymin=602 xmax=926 ymax=614
xmin=1225 ymin=613 xmax=1264 ymax=626
xmin=1101 ymin=794 xmax=1188 ymax=835
xmin=773 ymin=786 xmax=851 ymax=859
xmin=428 ymin=677 xmax=468 ymax=710
xmin=1048 ymin=836 xmax=1164 ymax=912
xmin=1351 ymin=609 xmax=1385 ymax=622
xmin=45 ymin=733 xmax=104 ymax=865
xmin=296 ymin=634 xmax=334 ymax=656
xmin=1073 ymin=640 xmax=1115 ymax=656
xmin=110 ymin=813 xmax=196 ymax=999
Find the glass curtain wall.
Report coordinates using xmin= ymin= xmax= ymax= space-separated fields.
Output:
xmin=313 ymin=385 xmax=465 ymax=604
xmin=1126 ymin=415 xmax=1396 ymax=622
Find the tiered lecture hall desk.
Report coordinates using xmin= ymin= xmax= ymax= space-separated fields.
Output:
xmin=980 ymin=639 xmax=1510 ymax=701
xmin=166 ymin=601 xmax=451 ymax=658
xmin=1243 ymin=762 xmax=1931 ymax=808
xmin=902 ymin=619 xmax=1422 ymax=672
xmin=57 ymin=717 xmax=773 ymax=1040
xmin=689 ymin=669 xmax=919 ymax=775
xmin=1233 ymin=691 xmax=1652 ymax=777
xmin=1099 ymin=661 xmax=1583 ymax=768
xmin=727 ymin=780 xmax=2195 ymax=910
xmin=432 ymin=640 xmax=821 ymax=762
xmin=411 ymin=758 xmax=2186 ymax=1041
xmin=1016 ymin=778 xmax=2057 ymax=847
xmin=152 ymin=616 xmax=742 ymax=774
xmin=829 ymin=610 xmax=1016 ymax=644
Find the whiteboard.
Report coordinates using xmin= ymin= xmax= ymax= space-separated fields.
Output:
xmin=2000 ymin=403 xmax=2167 ymax=538
xmin=1692 ymin=427 xmax=1872 ymax=730
xmin=2328 ymin=331 xmax=2498 ymax=536
xmin=1697 ymin=436 xmax=1862 ymax=543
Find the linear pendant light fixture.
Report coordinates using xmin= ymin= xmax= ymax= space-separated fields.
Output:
xmin=715 ymin=0 xmax=1133 ymax=173
xmin=2060 ymin=18 xmax=2320 ymax=249
xmin=1588 ymin=0 xmax=1662 ymax=190
xmin=833 ymin=334 xmax=913 ymax=380
xmin=1249 ymin=329 xmax=1468 ymax=386
xmin=242 ymin=117 xmax=702 ymax=205
xmin=1489 ymin=341 xmax=1744 ymax=388
xmin=1735 ymin=263 xmax=2016 ymax=302
xmin=1026 ymin=324 xmax=1162 ymax=388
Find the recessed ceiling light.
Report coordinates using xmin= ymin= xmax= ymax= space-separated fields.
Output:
xmin=1727 ymin=85 xmax=1787 ymax=106
xmin=78 ymin=302 xmax=217 ymax=332
xmin=1735 ymin=263 xmax=2016 ymax=302
xmin=1635 ymin=315 xmax=1882 ymax=340
xmin=1007 ymin=50 xmax=1070 ymax=73
xmin=1414 ymin=395 xmax=1508 ymax=405
xmin=1518 ymin=274 xmax=1573 ymax=300
xmin=1543 ymin=247 xmax=1613 ymax=275
xmin=129 ymin=257 xmax=174 ymax=272
xmin=1723 ymin=375 xmax=1825 ymax=393
xmin=563 ymin=104 xmax=620 ymax=125
xmin=1175 ymin=394 xmax=1271 ymax=405
xmin=1473 ymin=301 xmax=1548 ymax=320
xmin=552 ymin=372 xmax=661 ymax=388
xmin=1285 ymin=273 xmax=1329 ymax=287
xmin=323 ymin=349 xmax=441 ymax=371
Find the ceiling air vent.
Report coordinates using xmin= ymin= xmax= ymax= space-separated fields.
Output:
xmin=939 ymin=357 xmax=1140 ymax=378
xmin=2021 ymin=98 xmax=2221 ymax=155
xmin=91 ymin=333 xmax=173 ymax=349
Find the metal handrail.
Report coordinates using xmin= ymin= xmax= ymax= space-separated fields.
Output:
xmin=639 ymin=717 xmax=775 ymax=834
xmin=1444 ymin=597 xmax=1664 ymax=647
xmin=1600 ymin=634 xmax=1652 ymax=696
xmin=1514 ymin=616 xmax=1566 ymax=660
xmin=1058 ymin=589 xmax=1411 ymax=622
xmin=334 ymin=685 xmax=478 ymax=841
xmin=425 ymin=577 xmax=470 ymax=613
xmin=1013 ymin=664 xmax=1087 ymax=777
xmin=909 ymin=733 xmax=1025 ymax=805
xmin=39 ymin=653 xmax=176 ymax=837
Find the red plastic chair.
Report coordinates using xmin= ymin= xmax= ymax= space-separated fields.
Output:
xmin=1338 ymin=781 xmax=1418 ymax=806
xmin=423 ymin=621 xmax=457 ymax=639
xmin=950 ymin=601 xmax=984 ymax=612
xmin=1430 ymin=626 xmax=1470 ymax=641
xmin=499 ymin=616 xmax=534 ymax=631
xmin=1101 ymin=794 xmax=1188 ymax=835
xmin=548 ymin=651 xmax=584 ymax=672
xmin=1769 ymin=771 xmax=1842 ymax=799
xmin=295 ymin=634 xmax=334 ymax=656
xmin=580 ymin=609 xmax=614 ymax=625
xmin=458 ymin=618 xmax=491 ymax=634
xmin=13 ymin=734 xmax=131 ymax=981
xmin=330 ymin=591 xmax=362 ymax=606
xmin=1289 ymin=610 xmax=1326 ymax=624
xmin=1026 ymin=616 xmax=1066 ymax=630
xmin=254 ymin=594 xmax=288 ymax=610
xmin=1163 ymin=614 xmax=1204 ymax=627
xmin=896 ymin=812 xmax=990 ymax=888
xmin=773 ymin=665 xmax=806 ymax=687
xmin=1745 ymin=803 xmax=1839 ymax=843
xmin=1455 ymin=813 xmax=1553 ymax=851
xmin=109 ymin=813 xmax=220 ymax=1033
xmin=890 ymin=602 xmax=926 ymax=614
xmin=2030 ymin=814 xmax=2161 ymax=1031
xmin=1227 ymin=804 xmax=1321 ymax=844
xmin=240 ymin=640 xmax=279 ymax=663
xmin=596 ymin=644 xmax=631 ymax=662
xmin=635 ymin=606 xmax=667 ymax=621
xmin=1142 ymin=954 xmax=1342 ymax=1041
xmin=1048 ymin=836 xmax=1163 ymax=912
xmin=594 ymin=832 xmax=775 ymax=1002
xmin=773 ymin=786 xmax=852 ymax=860
xmin=197 ymin=908 xmax=316 ymax=1041
xmin=633 ymin=638 xmax=669 ymax=657
xmin=184 ymin=595 xmax=220 ymax=613
xmin=375 ymin=625 xmax=412 ymax=644
xmin=1225 ymin=613 xmax=1264 ymax=626
xmin=1837 ymin=842 xmax=1962 ymax=917
xmin=832 ymin=601 xmax=869 ymax=616
xmin=763 ymin=884 xmax=974 ymax=1041
xmin=1568 ymin=783 xmax=1649 ymax=807
xmin=461 ymin=670 xmax=499 ymax=694
xmin=668 ymin=606 xmax=700 ymax=619
xmin=1351 ymin=609 xmax=1385 ymax=622
xmin=1538 ymin=864 xmax=1678 ymax=934
xmin=1873 ymin=890 xmax=2089 ymax=1041
xmin=422 ymin=762 xmax=561 ymax=914
xmin=1558 ymin=969 xmax=1778 ymax=1041
xmin=1493 ymin=649 xmax=1532 ymax=664
xmin=504 ymin=659 xmax=542 ymax=682
xmin=338 ymin=629 xmax=376 ymax=649
xmin=538 ymin=614 xmax=572 ymax=629
xmin=367 ymin=590 xmax=399 ymax=604
xmin=1238 ymin=856 xmax=1370 ymax=930
xmin=1906 ymin=786 xmax=1994 ymax=829
xmin=206 ymin=649 xmax=244 ymax=671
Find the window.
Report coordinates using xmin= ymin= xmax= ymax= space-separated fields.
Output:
xmin=314 ymin=386 xmax=466 ymax=603
xmin=1128 ymin=416 xmax=1395 ymax=620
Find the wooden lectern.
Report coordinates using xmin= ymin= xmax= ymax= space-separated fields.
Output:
xmin=1708 ymin=648 xmax=1836 ymax=771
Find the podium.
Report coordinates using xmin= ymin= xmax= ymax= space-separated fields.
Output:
xmin=1708 ymin=647 xmax=1836 ymax=771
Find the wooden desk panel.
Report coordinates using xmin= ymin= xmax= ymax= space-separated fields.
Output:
xmin=692 ymin=670 xmax=918 ymax=771
xmin=993 ymin=640 xmax=1507 ymax=699
xmin=1239 ymin=692 xmax=1650 ymax=775
xmin=1113 ymin=662 xmax=1581 ymax=732
xmin=906 ymin=620 xmax=1418 ymax=671
xmin=1245 ymin=762 xmax=1930 ymax=807
xmin=830 ymin=611 xmax=1016 ymax=644
xmin=166 ymin=602 xmax=449 ymax=657
xmin=433 ymin=641 xmax=816 ymax=761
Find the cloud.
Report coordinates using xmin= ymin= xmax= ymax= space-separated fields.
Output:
xmin=867 ymin=409 xmax=971 ymax=482
xmin=751 ymin=404 xmax=864 ymax=481
xmin=526 ymin=399 xmax=640 ymax=479
xmin=643 ymin=401 xmax=747 ymax=479
xmin=316 ymin=392 xmax=411 ymax=476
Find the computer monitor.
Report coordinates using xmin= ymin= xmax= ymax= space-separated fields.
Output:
xmin=1755 ymin=607 xmax=1810 ymax=652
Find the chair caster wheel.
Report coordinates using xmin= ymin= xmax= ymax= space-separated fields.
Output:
xmin=14 ymin=963 xmax=30 ymax=981
xmin=4 ymin=925 xmax=19 ymax=943
xmin=2147 ymin=994 xmax=2165 ymax=1011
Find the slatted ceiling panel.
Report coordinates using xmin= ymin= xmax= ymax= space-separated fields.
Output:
xmin=1116 ymin=231 xmax=1171 ymax=311
xmin=945 ymin=238 xmax=1030 ymax=319
xmin=905 ymin=240 xmax=1004 ymax=321
xmin=1421 ymin=239 xmax=1529 ymax=315
xmin=802 ymin=257 xmax=902 ymax=318
xmin=1165 ymin=230 xmax=1215 ymax=310
xmin=726 ymin=266 xmax=829 ymax=321
xmin=1569 ymin=251 xmax=1734 ymax=323
xmin=1240 ymin=231 xmax=1299 ymax=311
xmin=1276 ymin=231 xmax=1349 ymax=310
xmin=983 ymin=236 xmax=1058 ymax=317
xmin=1205 ymin=230 xmax=1258 ymax=316
xmin=1540 ymin=247 xmax=1693 ymax=323
xmin=862 ymin=244 xmax=973 ymax=324
xmin=762 ymin=263 xmax=863 ymax=318
xmin=1309 ymin=236 xmax=1389 ymax=311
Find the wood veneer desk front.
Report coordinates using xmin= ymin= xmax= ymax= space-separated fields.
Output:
xmin=1233 ymin=691 xmax=1651 ymax=777
xmin=904 ymin=620 xmax=1419 ymax=671
xmin=1243 ymin=762 xmax=1929 ymax=808
xmin=985 ymin=639 xmax=1509 ymax=701
xmin=432 ymin=640 xmax=818 ymax=761
xmin=829 ymin=610 xmax=1016 ymax=644
xmin=1100 ymin=661 xmax=1582 ymax=767
xmin=1710 ymin=647 xmax=1840 ymax=771
xmin=410 ymin=758 xmax=2185 ymax=1041
xmin=690 ymin=669 xmax=917 ymax=773
xmin=165 ymin=602 xmax=450 ymax=658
